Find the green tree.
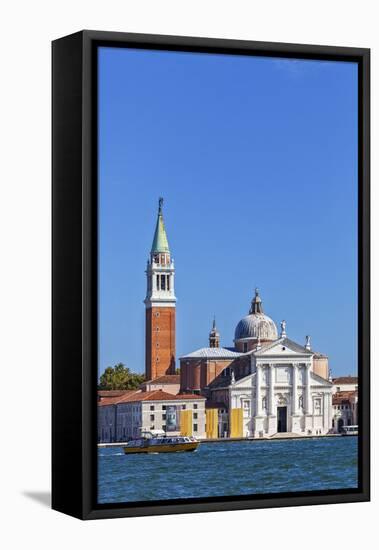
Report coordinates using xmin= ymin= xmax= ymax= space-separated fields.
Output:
xmin=98 ymin=363 xmax=145 ymax=390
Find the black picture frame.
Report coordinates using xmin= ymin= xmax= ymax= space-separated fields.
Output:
xmin=52 ymin=30 xmax=370 ymax=520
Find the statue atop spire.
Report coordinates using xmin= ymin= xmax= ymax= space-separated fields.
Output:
xmin=158 ymin=196 xmax=163 ymax=213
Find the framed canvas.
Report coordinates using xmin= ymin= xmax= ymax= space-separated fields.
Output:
xmin=52 ymin=30 xmax=370 ymax=520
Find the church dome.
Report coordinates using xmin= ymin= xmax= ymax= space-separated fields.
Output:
xmin=234 ymin=289 xmax=278 ymax=342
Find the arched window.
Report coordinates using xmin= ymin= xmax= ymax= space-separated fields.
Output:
xmin=161 ymin=274 xmax=166 ymax=290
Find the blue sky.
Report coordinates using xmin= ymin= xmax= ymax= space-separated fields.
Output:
xmin=98 ymin=47 xmax=358 ymax=378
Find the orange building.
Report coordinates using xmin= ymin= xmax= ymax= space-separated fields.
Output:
xmin=144 ymin=198 xmax=176 ymax=380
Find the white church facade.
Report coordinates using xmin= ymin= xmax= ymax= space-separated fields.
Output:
xmin=186 ymin=289 xmax=334 ymax=438
xmin=210 ymin=338 xmax=333 ymax=437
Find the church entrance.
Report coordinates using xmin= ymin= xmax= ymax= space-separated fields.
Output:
xmin=277 ymin=406 xmax=287 ymax=433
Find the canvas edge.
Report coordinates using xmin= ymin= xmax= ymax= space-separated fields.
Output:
xmin=52 ymin=30 xmax=370 ymax=520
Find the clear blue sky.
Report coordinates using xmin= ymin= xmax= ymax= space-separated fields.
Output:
xmin=98 ymin=47 xmax=358 ymax=378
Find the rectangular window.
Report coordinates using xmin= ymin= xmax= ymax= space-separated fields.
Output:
xmin=193 ymin=424 xmax=198 ymax=432
xmin=162 ymin=425 xmax=166 ymax=431
xmin=182 ymin=405 xmax=186 ymax=410
xmin=161 ymin=274 xmax=166 ymax=290
xmin=150 ymin=414 xmax=155 ymax=421
xmin=194 ymin=413 xmax=198 ymax=419
xmin=162 ymin=414 xmax=166 ymax=420
xmin=193 ymin=404 xmax=198 ymax=409
xmin=150 ymin=405 xmax=155 ymax=411
xmin=162 ymin=405 xmax=166 ymax=410
xmin=156 ymin=275 xmax=160 ymax=290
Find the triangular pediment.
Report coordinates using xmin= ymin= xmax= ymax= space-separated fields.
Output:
xmin=231 ymin=372 xmax=255 ymax=388
xmin=254 ymin=337 xmax=313 ymax=357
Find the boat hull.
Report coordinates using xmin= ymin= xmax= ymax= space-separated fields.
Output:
xmin=124 ymin=442 xmax=199 ymax=454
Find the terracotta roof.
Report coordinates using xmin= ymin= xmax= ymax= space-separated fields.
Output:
xmin=98 ymin=389 xmax=205 ymax=406
xmin=332 ymin=376 xmax=358 ymax=384
xmin=98 ymin=396 xmax=120 ymax=407
xmin=332 ymin=390 xmax=357 ymax=405
xmin=143 ymin=375 xmax=180 ymax=384
xmin=98 ymin=390 xmax=141 ymax=406
xmin=98 ymin=390 xmax=134 ymax=397
xmin=124 ymin=390 xmax=205 ymax=403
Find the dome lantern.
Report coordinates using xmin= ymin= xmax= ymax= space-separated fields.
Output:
xmin=249 ymin=288 xmax=263 ymax=314
xmin=234 ymin=289 xmax=278 ymax=350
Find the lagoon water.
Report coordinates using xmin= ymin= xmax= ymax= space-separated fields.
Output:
xmin=98 ymin=436 xmax=358 ymax=504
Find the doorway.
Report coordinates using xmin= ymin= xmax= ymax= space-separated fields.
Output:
xmin=337 ymin=418 xmax=344 ymax=433
xmin=277 ymin=406 xmax=287 ymax=433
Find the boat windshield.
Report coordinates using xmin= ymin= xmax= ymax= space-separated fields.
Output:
xmin=341 ymin=425 xmax=358 ymax=434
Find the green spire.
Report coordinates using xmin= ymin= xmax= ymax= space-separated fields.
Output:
xmin=151 ymin=197 xmax=170 ymax=254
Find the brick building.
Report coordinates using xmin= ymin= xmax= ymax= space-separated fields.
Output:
xmin=331 ymin=377 xmax=358 ymax=432
xmin=332 ymin=376 xmax=358 ymax=393
xmin=144 ymin=198 xmax=176 ymax=380
xmin=98 ymin=203 xmax=343 ymax=441
xmin=332 ymin=390 xmax=358 ymax=432
xmin=180 ymin=289 xmax=334 ymax=438
xmin=98 ymin=389 xmax=206 ymax=443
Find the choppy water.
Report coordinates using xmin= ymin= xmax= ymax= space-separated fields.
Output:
xmin=98 ymin=436 xmax=358 ymax=504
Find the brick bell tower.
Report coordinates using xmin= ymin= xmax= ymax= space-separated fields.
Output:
xmin=144 ymin=198 xmax=176 ymax=380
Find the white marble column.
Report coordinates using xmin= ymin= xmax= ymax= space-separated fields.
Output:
xmin=269 ymin=364 xmax=275 ymax=415
xmin=292 ymin=363 xmax=298 ymax=415
xmin=152 ymin=270 xmax=157 ymax=292
xmin=325 ymin=392 xmax=333 ymax=431
xmin=256 ymin=364 xmax=262 ymax=416
xmin=305 ymin=363 xmax=312 ymax=414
